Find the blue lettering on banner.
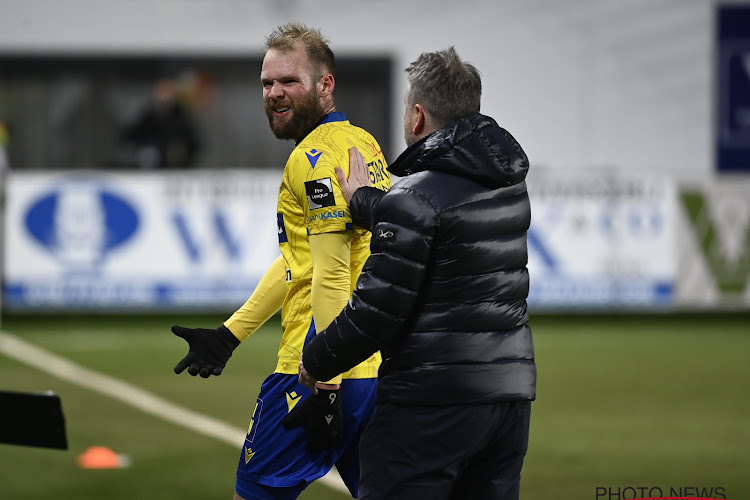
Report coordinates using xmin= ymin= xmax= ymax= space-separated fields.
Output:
xmin=173 ymin=212 xmax=201 ymax=262
xmin=528 ymin=278 xmax=673 ymax=308
xmin=213 ymin=211 xmax=241 ymax=259
xmin=2 ymin=278 xmax=264 ymax=309
xmin=598 ymin=206 xmax=664 ymax=239
xmin=172 ymin=208 xmax=246 ymax=261
xmin=527 ymin=228 xmax=557 ymax=272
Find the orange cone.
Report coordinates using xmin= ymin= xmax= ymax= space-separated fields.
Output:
xmin=76 ymin=446 xmax=128 ymax=469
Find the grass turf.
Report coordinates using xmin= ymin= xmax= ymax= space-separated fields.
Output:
xmin=1 ymin=312 xmax=748 ymax=499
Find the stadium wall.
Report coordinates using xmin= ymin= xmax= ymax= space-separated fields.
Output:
xmin=0 ymin=0 xmax=730 ymax=177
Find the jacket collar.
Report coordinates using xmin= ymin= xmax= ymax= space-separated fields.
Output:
xmin=388 ymin=113 xmax=529 ymax=188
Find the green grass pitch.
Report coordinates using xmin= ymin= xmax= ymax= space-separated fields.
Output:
xmin=0 ymin=312 xmax=748 ymax=499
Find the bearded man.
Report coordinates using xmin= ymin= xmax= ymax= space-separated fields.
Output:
xmin=169 ymin=23 xmax=391 ymax=500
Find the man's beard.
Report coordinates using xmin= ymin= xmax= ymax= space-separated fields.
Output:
xmin=265 ymin=89 xmax=326 ymax=142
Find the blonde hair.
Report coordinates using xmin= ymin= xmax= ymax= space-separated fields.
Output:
xmin=265 ymin=22 xmax=336 ymax=78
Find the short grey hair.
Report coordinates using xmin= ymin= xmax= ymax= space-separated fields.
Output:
xmin=405 ymin=47 xmax=482 ymax=128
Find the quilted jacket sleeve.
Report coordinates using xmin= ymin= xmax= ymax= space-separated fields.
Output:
xmin=302 ymin=185 xmax=439 ymax=382
xmin=349 ymin=186 xmax=386 ymax=231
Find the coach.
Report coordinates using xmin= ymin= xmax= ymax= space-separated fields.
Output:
xmin=299 ymin=47 xmax=536 ymax=500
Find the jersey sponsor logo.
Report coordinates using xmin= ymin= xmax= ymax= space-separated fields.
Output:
xmin=306 ymin=210 xmax=345 ymax=224
xmin=286 ymin=391 xmax=303 ymax=412
xmin=277 ymin=213 xmax=288 ymax=243
xmin=305 ymin=178 xmax=335 ymax=210
xmin=305 ymin=148 xmax=323 ymax=168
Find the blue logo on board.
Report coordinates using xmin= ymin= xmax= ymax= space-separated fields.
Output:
xmin=24 ymin=180 xmax=139 ymax=269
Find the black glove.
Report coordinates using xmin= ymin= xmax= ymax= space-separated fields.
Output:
xmin=281 ymin=387 xmax=343 ymax=452
xmin=171 ymin=325 xmax=240 ymax=378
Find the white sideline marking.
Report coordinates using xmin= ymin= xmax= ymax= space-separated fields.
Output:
xmin=0 ymin=331 xmax=348 ymax=494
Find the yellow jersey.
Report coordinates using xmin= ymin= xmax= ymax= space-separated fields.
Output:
xmin=274 ymin=112 xmax=391 ymax=377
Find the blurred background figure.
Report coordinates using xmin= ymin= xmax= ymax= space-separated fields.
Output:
xmin=0 ymin=121 xmax=10 ymax=170
xmin=120 ymin=72 xmax=201 ymax=169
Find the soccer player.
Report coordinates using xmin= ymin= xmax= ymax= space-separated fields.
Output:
xmin=170 ymin=23 xmax=391 ymax=500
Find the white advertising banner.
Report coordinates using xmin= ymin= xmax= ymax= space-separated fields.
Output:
xmin=675 ymin=179 xmax=750 ymax=308
xmin=526 ymin=168 xmax=677 ymax=308
xmin=3 ymin=170 xmax=281 ymax=310
xmin=3 ymin=168 xmax=702 ymax=311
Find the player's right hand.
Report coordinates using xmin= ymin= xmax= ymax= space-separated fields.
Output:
xmin=171 ymin=325 xmax=240 ymax=378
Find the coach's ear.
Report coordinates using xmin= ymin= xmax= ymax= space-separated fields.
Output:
xmin=410 ymin=103 xmax=426 ymax=137
xmin=408 ymin=101 xmax=440 ymax=140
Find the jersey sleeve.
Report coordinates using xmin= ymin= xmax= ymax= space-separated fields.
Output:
xmin=309 ymin=231 xmax=352 ymax=385
xmin=223 ymin=255 xmax=287 ymax=342
xmin=289 ymin=148 xmax=353 ymax=235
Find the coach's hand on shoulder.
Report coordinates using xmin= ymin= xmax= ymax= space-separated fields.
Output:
xmin=335 ymin=147 xmax=373 ymax=204
xmin=171 ymin=325 xmax=241 ymax=378
xmin=281 ymin=385 xmax=343 ymax=452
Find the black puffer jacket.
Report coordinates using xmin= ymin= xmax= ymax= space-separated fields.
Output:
xmin=304 ymin=113 xmax=536 ymax=405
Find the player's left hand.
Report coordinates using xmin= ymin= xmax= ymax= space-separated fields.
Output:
xmin=281 ymin=386 xmax=343 ymax=452
xmin=171 ymin=325 xmax=240 ymax=378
